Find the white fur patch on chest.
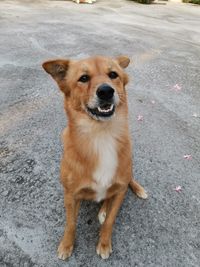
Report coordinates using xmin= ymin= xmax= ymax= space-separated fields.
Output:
xmin=92 ymin=134 xmax=118 ymax=202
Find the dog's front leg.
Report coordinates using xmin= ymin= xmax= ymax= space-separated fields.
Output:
xmin=96 ymin=189 xmax=127 ymax=259
xmin=57 ymin=190 xmax=80 ymax=260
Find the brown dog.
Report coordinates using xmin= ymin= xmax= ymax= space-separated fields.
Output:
xmin=42 ymin=55 xmax=147 ymax=260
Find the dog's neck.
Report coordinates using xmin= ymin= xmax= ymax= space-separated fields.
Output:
xmin=74 ymin=111 xmax=128 ymax=139
xmin=64 ymin=98 xmax=128 ymax=137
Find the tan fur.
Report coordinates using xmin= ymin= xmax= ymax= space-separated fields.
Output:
xmin=73 ymin=0 xmax=96 ymax=4
xmin=42 ymin=55 xmax=147 ymax=260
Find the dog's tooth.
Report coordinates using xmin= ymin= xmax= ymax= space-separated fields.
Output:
xmin=97 ymin=105 xmax=114 ymax=113
xmin=108 ymin=106 xmax=112 ymax=112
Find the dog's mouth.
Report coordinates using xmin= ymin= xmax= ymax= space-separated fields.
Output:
xmin=86 ymin=103 xmax=115 ymax=120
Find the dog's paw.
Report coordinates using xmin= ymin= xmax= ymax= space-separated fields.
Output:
xmin=57 ymin=241 xmax=73 ymax=260
xmin=98 ymin=211 xmax=106 ymax=225
xmin=96 ymin=240 xmax=112 ymax=259
xmin=136 ymin=188 xmax=148 ymax=199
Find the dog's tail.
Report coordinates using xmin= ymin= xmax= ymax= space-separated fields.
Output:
xmin=129 ymin=179 xmax=148 ymax=199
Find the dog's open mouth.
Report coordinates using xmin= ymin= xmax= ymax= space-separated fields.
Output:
xmin=87 ymin=103 xmax=115 ymax=119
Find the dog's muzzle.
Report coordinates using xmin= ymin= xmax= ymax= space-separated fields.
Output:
xmin=86 ymin=84 xmax=116 ymax=120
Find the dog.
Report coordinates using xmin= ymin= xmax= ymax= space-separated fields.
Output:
xmin=42 ymin=55 xmax=147 ymax=260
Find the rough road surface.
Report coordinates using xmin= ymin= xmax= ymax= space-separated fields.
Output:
xmin=0 ymin=0 xmax=200 ymax=266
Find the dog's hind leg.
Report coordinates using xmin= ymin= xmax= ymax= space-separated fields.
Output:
xmin=129 ymin=179 xmax=148 ymax=199
xmin=98 ymin=199 xmax=111 ymax=225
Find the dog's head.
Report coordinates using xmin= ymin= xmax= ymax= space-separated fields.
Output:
xmin=42 ymin=56 xmax=130 ymax=121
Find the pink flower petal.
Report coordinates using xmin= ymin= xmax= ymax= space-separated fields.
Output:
xmin=137 ymin=115 xmax=143 ymax=121
xmin=171 ymin=84 xmax=182 ymax=92
xmin=175 ymin=186 xmax=182 ymax=192
xmin=183 ymin=155 xmax=192 ymax=160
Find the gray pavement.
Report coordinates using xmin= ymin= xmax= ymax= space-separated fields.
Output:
xmin=0 ymin=0 xmax=200 ymax=266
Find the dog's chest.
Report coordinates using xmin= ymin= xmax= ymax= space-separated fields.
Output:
xmin=92 ymin=134 xmax=118 ymax=202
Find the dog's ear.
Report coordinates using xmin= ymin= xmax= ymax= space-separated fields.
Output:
xmin=42 ymin=59 xmax=70 ymax=82
xmin=116 ymin=56 xmax=130 ymax=69
xmin=42 ymin=59 xmax=71 ymax=95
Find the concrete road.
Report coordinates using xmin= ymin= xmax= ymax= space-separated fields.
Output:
xmin=0 ymin=0 xmax=200 ymax=266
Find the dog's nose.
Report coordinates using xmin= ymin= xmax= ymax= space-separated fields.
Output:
xmin=96 ymin=84 xmax=114 ymax=101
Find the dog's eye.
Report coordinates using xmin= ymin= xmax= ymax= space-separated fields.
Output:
xmin=108 ymin=71 xmax=118 ymax=79
xmin=78 ymin=74 xmax=90 ymax=83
